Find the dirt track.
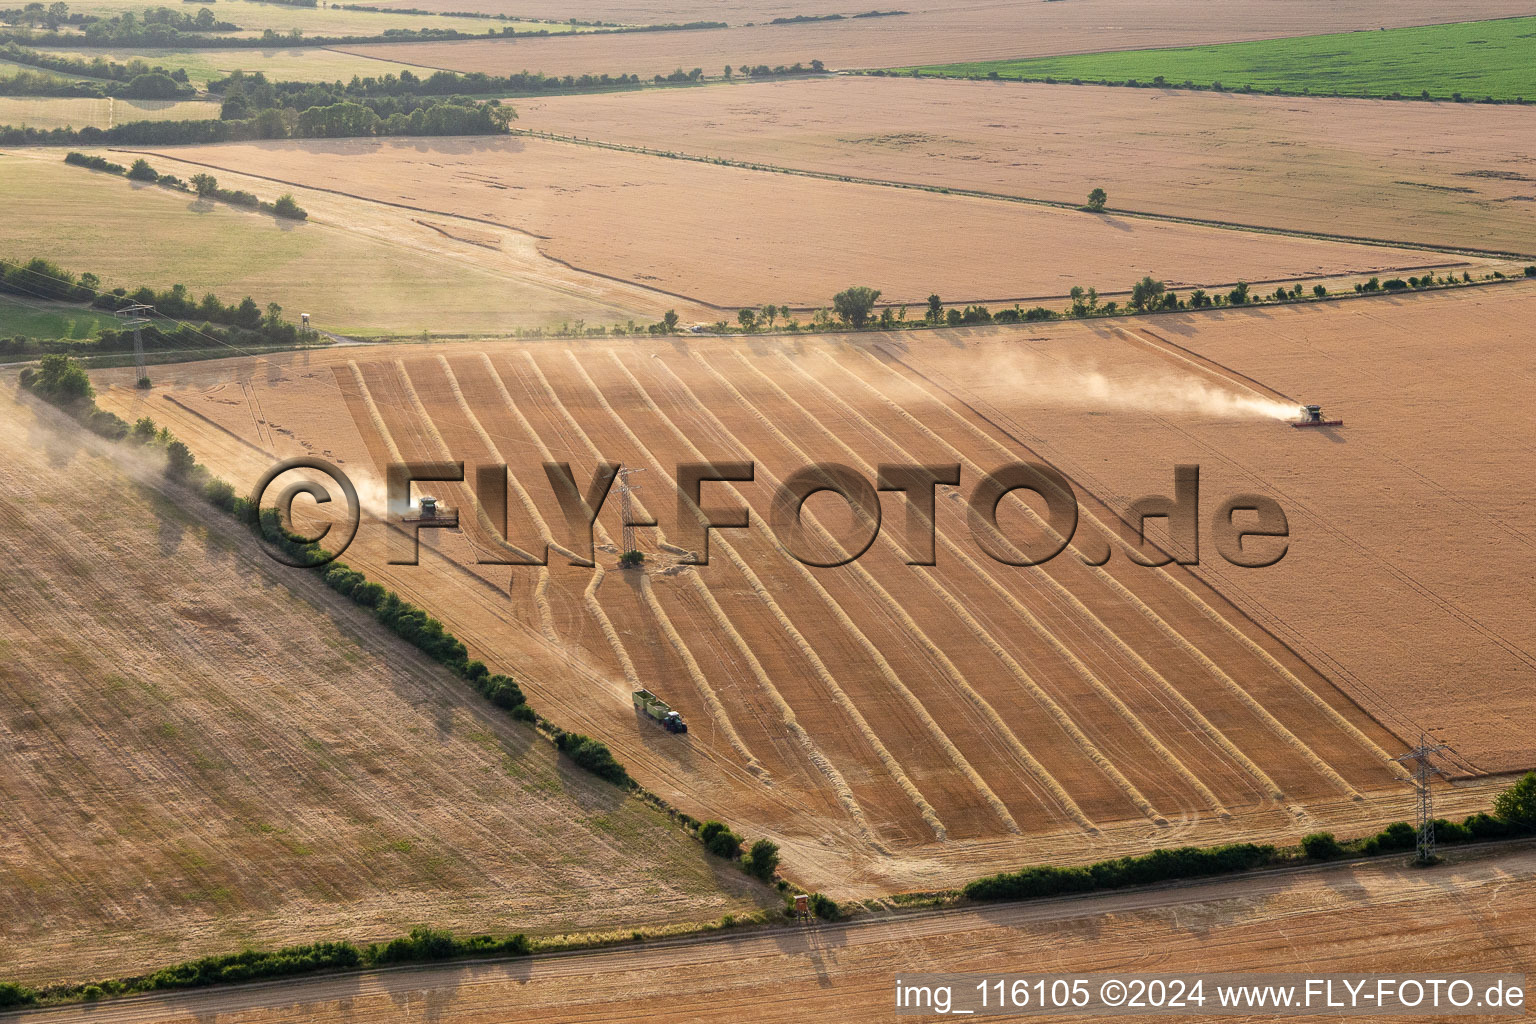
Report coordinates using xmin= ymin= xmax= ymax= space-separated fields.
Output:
xmin=13 ymin=842 xmax=1536 ymax=1023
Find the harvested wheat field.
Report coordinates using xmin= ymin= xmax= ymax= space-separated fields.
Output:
xmin=898 ymin=282 xmax=1536 ymax=775
xmin=519 ymin=76 xmax=1536 ymax=257
xmin=336 ymin=0 xmax=1536 ymax=76
xmin=92 ymin=309 xmax=1516 ymax=895
xmin=132 ymin=138 xmax=1465 ymax=311
xmin=17 ymin=827 xmax=1536 ymax=1022
xmin=0 ymin=385 xmax=768 ymax=989
xmin=0 ymin=148 xmax=695 ymax=333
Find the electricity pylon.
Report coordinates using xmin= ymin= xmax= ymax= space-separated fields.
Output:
xmin=1395 ymin=735 xmax=1451 ymax=863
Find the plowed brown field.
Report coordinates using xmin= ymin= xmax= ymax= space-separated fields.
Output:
xmin=517 ymin=76 xmax=1536 ymax=257
xmin=130 ymin=139 xmax=1464 ymax=311
xmin=0 ymin=385 xmax=766 ymax=988
xmin=337 ymin=0 xmax=1536 ymax=75
xmin=93 ymin=289 xmax=1528 ymax=894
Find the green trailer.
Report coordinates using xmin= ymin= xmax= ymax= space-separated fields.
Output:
xmin=633 ymin=689 xmax=687 ymax=733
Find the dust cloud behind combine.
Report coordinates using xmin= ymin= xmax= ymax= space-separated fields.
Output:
xmin=941 ymin=346 xmax=1301 ymax=421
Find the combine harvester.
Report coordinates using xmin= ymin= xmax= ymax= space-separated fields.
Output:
xmin=1291 ymin=404 xmax=1343 ymax=428
xmin=402 ymin=495 xmax=458 ymax=525
xmin=633 ymin=689 xmax=688 ymax=733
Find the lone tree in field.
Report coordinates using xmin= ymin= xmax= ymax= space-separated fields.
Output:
xmin=1086 ymin=187 xmax=1107 ymax=212
xmin=832 ymin=285 xmax=881 ymax=328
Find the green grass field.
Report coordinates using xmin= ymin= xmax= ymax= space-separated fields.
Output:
xmin=0 ymin=95 xmax=222 ymax=129
xmin=0 ymin=296 xmax=121 ymax=340
xmin=0 ymin=150 xmax=658 ymax=333
xmin=30 ymin=44 xmax=420 ymax=84
xmin=905 ymin=17 xmax=1536 ymax=101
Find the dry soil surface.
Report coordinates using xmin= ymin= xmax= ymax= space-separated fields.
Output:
xmin=13 ymin=841 xmax=1536 ymax=1023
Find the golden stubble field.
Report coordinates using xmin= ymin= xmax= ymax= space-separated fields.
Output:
xmin=17 ymin=842 xmax=1536 ymax=1024
xmin=92 ymin=289 xmax=1530 ymax=895
xmin=517 ymin=76 xmax=1536 ymax=257
xmin=910 ymin=283 xmax=1536 ymax=775
xmin=0 ymin=386 xmax=768 ymax=988
xmin=133 ymin=137 xmax=1468 ymax=311
xmin=336 ymin=0 xmax=1536 ymax=76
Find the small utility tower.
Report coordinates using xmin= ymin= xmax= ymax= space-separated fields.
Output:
xmin=617 ymin=466 xmax=646 ymax=559
xmin=1395 ymin=735 xmax=1451 ymax=863
xmin=116 ymin=303 xmax=154 ymax=386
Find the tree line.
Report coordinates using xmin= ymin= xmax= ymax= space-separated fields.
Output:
xmin=1 ymin=2 xmax=239 ymax=39
xmin=1 ymin=254 xmax=315 ymax=354
xmin=0 ymin=926 xmax=535 ymax=1008
xmin=693 ymin=265 xmax=1533 ymax=337
xmin=63 ymin=153 xmax=309 ymax=221
xmin=0 ymin=14 xmax=730 ymax=49
xmin=0 ymin=41 xmax=192 ymax=87
xmin=0 ymin=67 xmax=194 ymax=98
xmin=966 ymin=772 xmax=1536 ymax=903
xmin=1 ymin=92 xmax=512 ymax=144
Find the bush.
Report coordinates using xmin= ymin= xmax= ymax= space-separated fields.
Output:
xmin=64 ymin=150 xmax=125 ymax=174
xmin=831 ymin=285 xmax=881 ymax=328
xmin=1300 ymin=831 xmax=1343 ymax=859
xmin=1360 ymin=820 xmax=1417 ymax=855
xmin=1382 ymin=278 xmax=1408 ymax=291
xmin=126 ymin=157 xmax=159 ymax=181
xmin=966 ymin=843 xmax=1274 ymax=902
xmin=378 ymin=927 xmax=456 ymax=964
xmin=706 ymin=828 xmax=742 ymax=858
xmin=136 ymin=375 xmax=153 ymax=389
xmin=165 ymin=439 xmax=197 ymax=479
xmin=203 ymin=477 xmax=237 ymax=510
xmin=699 ymin=819 xmax=743 ymax=857
xmin=1432 ymin=817 xmax=1472 ymax=844
xmin=481 ymin=674 xmax=525 ymax=710
xmin=744 ymin=838 xmax=780 ymax=880
xmin=23 ymin=352 xmax=94 ymax=403
xmin=0 ymin=983 xmax=36 ymax=1008
xmin=1313 ymin=284 xmax=1328 ymax=298
xmin=808 ymin=892 xmax=841 ymax=920
xmin=271 ymin=193 xmax=308 ymax=220
xmin=1463 ymin=812 xmax=1515 ymax=840
xmin=1494 ymin=771 xmax=1536 ymax=827
xmin=554 ymin=731 xmax=627 ymax=784
xmin=1525 ymin=265 xmax=1536 ymax=277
